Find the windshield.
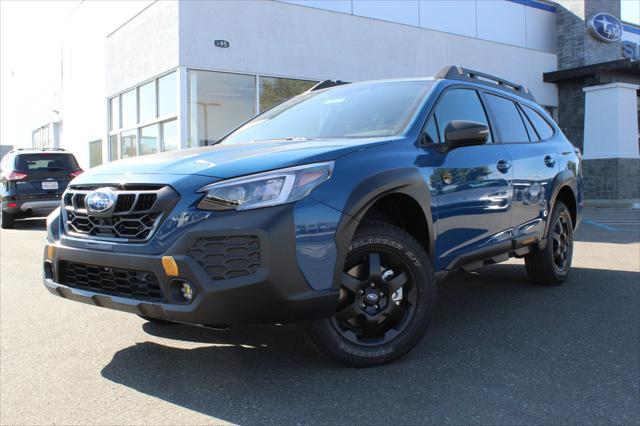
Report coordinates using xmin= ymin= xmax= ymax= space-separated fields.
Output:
xmin=220 ymin=80 xmax=432 ymax=144
xmin=15 ymin=153 xmax=79 ymax=172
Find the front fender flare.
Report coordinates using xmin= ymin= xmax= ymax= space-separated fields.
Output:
xmin=325 ymin=167 xmax=434 ymax=291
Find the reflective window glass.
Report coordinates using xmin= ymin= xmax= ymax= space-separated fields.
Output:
xmin=259 ymin=77 xmax=317 ymax=112
xmin=423 ymin=115 xmax=439 ymax=144
xmin=139 ymin=81 xmax=156 ymax=123
xmin=110 ymin=96 xmax=120 ymax=130
xmin=158 ymin=72 xmax=177 ymax=116
xmin=140 ymin=124 xmax=159 ymax=156
xmin=162 ymin=119 xmax=178 ymax=151
xmin=188 ymin=70 xmax=256 ymax=147
xmin=485 ymin=94 xmax=529 ymax=142
xmin=110 ymin=134 xmax=118 ymax=160
xmin=121 ymin=89 xmax=137 ymax=129
xmin=434 ymin=89 xmax=492 ymax=143
xmin=121 ymin=130 xmax=137 ymax=158
xmin=89 ymin=140 xmax=102 ymax=168
xmin=522 ymin=105 xmax=554 ymax=140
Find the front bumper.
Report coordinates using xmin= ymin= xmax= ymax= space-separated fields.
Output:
xmin=43 ymin=204 xmax=340 ymax=325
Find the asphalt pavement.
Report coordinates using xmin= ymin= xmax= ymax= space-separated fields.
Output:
xmin=1 ymin=210 xmax=638 ymax=425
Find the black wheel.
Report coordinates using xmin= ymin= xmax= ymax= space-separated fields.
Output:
xmin=301 ymin=222 xmax=436 ymax=367
xmin=138 ymin=315 xmax=177 ymax=325
xmin=525 ymin=201 xmax=574 ymax=285
xmin=1 ymin=210 xmax=15 ymax=229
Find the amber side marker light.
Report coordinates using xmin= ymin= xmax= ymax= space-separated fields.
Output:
xmin=47 ymin=245 xmax=55 ymax=260
xmin=162 ymin=256 xmax=179 ymax=276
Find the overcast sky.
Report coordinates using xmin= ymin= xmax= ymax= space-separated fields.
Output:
xmin=1 ymin=0 xmax=639 ymax=150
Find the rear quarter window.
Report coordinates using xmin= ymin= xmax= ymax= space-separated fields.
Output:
xmin=15 ymin=154 xmax=79 ymax=172
xmin=521 ymin=105 xmax=555 ymax=140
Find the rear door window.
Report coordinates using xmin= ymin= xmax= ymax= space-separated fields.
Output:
xmin=484 ymin=94 xmax=530 ymax=143
xmin=521 ymin=105 xmax=555 ymax=140
xmin=433 ymin=88 xmax=492 ymax=143
xmin=15 ymin=154 xmax=79 ymax=172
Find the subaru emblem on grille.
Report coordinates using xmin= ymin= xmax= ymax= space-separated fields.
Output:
xmin=86 ymin=188 xmax=116 ymax=213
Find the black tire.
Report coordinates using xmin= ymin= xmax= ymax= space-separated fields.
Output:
xmin=301 ymin=222 xmax=436 ymax=367
xmin=138 ymin=315 xmax=177 ymax=325
xmin=1 ymin=210 xmax=15 ymax=229
xmin=525 ymin=201 xmax=574 ymax=285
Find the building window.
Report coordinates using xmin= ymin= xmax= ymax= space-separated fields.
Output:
xmin=162 ymin=119 xmax=178 ymax=151
xmin=89 ymin=140 xmax=103 ymax=168
xmin=121 ymin=130 xmax=137 ymax=158
xmin=187 ymin=70 xmax=257 ymax=148
xmin=259 ymin=76 xmax=317 ymax=112
xmin=138 ymin=80 xmax=156 ymax=123
xmin=109 ymin=97 xmax=120 ymax=131
xmin=121 ymin=89 xmax=137 ymax=129
xmin=158 ymin=72 xmax=177 ymax=117
xmin=108 ymin=70 xmax=178 ymax=161
xmin=109 ymin=134 xmax=118 ymax=160
xmin=140 ymin=124 xmax=159 ymax=156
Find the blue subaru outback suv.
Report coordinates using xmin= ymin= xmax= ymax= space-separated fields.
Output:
xmin=43 ymin=66 xmax=583 ymax=367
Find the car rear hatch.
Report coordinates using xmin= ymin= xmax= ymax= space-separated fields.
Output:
xmin=13 ymin=153 xmax=80 ymax=199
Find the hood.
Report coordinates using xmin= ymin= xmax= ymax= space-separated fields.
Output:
xmin=83 ymin=137 xmax=395 ymax=180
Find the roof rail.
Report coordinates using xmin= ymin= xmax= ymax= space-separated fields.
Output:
xmin=435 ymin=65 xmax=536 ymax=102
xmin=307 ymin=79 xmax=350 ymax=92
xmin=13 ymin=147 xmax=67 ymax=152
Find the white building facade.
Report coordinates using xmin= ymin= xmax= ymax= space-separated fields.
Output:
xmin=35 ymin=0 xmax=640 ymax=198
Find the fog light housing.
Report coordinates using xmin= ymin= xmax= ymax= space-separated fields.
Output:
xmin=169 ymin=279 xmax=196 ymax=304
xmin=44 ymin=261 xmax=54 ymax=280
xmin=180 ymin=282 xmax=194 ymax=302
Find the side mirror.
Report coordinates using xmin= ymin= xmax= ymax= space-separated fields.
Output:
xmin=443 ymin=120 xmax=489 ymax=149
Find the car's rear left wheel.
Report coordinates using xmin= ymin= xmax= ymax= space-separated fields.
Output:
xmin=301 ymin=222 xmax=436 ymax=367
xmin=525 ymin=201 xmax=574 ymax=285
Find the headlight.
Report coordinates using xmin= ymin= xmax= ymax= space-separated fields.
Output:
xmin=197 ymin=161 xmax=334 ymax=211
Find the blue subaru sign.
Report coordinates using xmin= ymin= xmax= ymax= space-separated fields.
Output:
xmin=86 ymin=189 xmax=115 ymax=213
xmin=588 ymin=13 xmax=623 ymax=43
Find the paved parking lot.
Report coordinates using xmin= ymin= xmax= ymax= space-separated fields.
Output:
xmin=1 ymin=210 xmax=639 ymax=425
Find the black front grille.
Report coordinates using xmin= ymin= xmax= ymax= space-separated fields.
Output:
xmin=66 ymin=210 xmax=160 ymax=239
xmin=62 ymin=185 xmax=177 ymax=242
xmin=59 ymin=261 xmax=165 ymax=301
xmin=188 ymin=236 xmax=261 ymax=281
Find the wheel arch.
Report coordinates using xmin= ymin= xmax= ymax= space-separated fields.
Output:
xmin=548 ymin=169 xmax=579 ymax=230
xmin=331 ymin=168 xmax=434 ymax=291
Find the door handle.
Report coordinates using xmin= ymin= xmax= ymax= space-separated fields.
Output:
xmin=496 ymin=160 xmax=511 ymax=173
xmin=544 ymin=155 xmax=556 ymax=167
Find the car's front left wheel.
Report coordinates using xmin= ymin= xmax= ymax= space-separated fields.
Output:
xmin=301 ymin=222 xmax=436 ymax=367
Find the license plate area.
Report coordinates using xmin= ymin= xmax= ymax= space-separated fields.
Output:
xmin=42 ymin=181 xmax=59 ymax=190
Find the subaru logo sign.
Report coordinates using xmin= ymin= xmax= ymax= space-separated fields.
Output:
xmin=589 ymin=13 xmax=623 ymax=43
xmin=86 ymin=189 xmax=115 ymax=213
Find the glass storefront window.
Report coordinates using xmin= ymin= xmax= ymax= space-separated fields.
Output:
xmin=109 ymin=134 xmax=118 ymax=160
xmin=158 ymin=72 xmax=177 ymax=117
xmin=259 ymin=76 xmax=317 ymax=112
xmin=162 ymin=119 xmax=178 ymax=151
xmin=89 ymin=140 xmax=103 ymax=168
xmin=138 ymin=81 xmax=156 ymax=123
xmin=110 ymin=96 xmax=120 ymax=131
xmin=120 ymin=130 xmax=137 ymax=158
xmin=140 ymin=124 xmax=159 ymax=156
xmin=121 ymin=89 xmax=136 ymax=129
xmin=187 ymin=70 xmax=256 ymax=148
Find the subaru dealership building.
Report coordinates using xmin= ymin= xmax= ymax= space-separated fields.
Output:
xmin=32 ymin=0 xmax=639 ymax=200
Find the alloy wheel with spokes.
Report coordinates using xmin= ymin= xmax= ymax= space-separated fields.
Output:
xmin=302 ymin=222 xmax=436 ymax=367
xmin=551 ymin=214 xmax=571 ymax=272
xmin=332 ymin=250 xmax=417 ymax=346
